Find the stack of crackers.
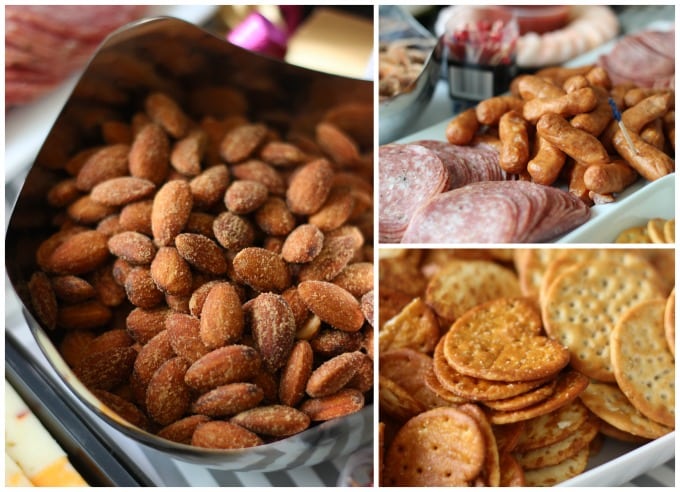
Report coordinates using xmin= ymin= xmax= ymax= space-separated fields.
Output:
xmin=378 ymin=249 xmax=674 ymax=486
xmin=615 ymin=217 xmax=675 ymax=244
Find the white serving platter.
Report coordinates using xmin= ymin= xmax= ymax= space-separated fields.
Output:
xmin=5 ymin=5 xmax=218 ymax=184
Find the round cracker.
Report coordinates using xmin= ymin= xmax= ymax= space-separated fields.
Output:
xmin=425 ymin=259 xmax=520 ymax=322
xmin=378 ymin=375 xmax=424 ymax=423
xmin=515 ymin=248 xmax=560 ymax=300
xmin=542 ymin=255 xmax=665 ymax=382
xmin=433 ymin=335 xmax=550 ymax=401
xmin=610 ymin=298 xmax=675 ymax=427
xmin=663 ymin=218 xmax=675 ymax=243
xmin=499 ymin=453 xmax=526 ymax=486
xmin=382 ymin=407 xmax=486 ymax=486
xmin=615 ymin=225 xmax=650 ymax=243
xmin=493 ymin=421 xmax=526 ymax=454
xmin=458 ymin=404 xmax=500 ymax=487
xmin=594 ymin=416 xmax=650 ymax=444
xmin=487 ymin=370 xmax=589 ymax=425
xmin=579 ymin=381 xmax=672 ymax=439
xmin=665 ymin=287 xmax=675 ymax=356
xmin=423 ymin=366 xmax=469 ymax=405
xmin=523 ymin=445 xmax=589 ymax=486
xmin=379 ymin=348 xmax=453 ymax=409
xmin=513 ymin=399 xmax=590 ymax=452
xmin=482 ymin=379 xmax=556 ymax=412
xmin=646 ymin=217 xmax=667 ymax=243
xmin=444 ymin=297 xmax=570 ymax=382
xmin=514 ymin=415 xmax=599 ymax=470
xmin=378 ymin=298 xmax=440 ymax=354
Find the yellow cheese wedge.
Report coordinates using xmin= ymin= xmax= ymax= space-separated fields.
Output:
xmin=5 ymin=453 xmax=33 ymax=487
xmin=5 ymin=382 xmax=88 ymax=487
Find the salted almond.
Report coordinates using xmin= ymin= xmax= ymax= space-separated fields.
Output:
xmin=96 ymin=214 xmax=123 ymax=237
xmin=157 ymin=415 xmax=210 ymax=444
xmin=59 ymin=331 xmax=96 ymax=368
xmin=88 ymin=329 xmax=134 ymax=355
xmin=224 ymin=179 xmax=268 ymax=214
xmin=191 ymin=382 xmax=263 ymax=417
xmin=232 ymin=247 xmax=291 ymax=292
xmin=281 ymin=286 xmax=311 ymax=328
xmin=129 ymin=123 xmax=170 ymax=185
xmin=245 ymin=293 xmax=296 ymax=372
xmin=119 ymin=200 xmax=153 ymax=235
xmin=259 ymin=141 xmax=306 ymax=167
xmin=189 ymin=280 xmax=222 ymax=318
xmin=213 ymin=211 xmax=255 ymax=251
xmin=297 ymin=234 xmax=356 ymax=282
xmin=150 ymin=246 xmax=193 ymax=296
xmin=231 ymin=405 xmax=310 ymax=437
xmin=286 ymin=158 xmax=334 ymax=215
xmin=185 ymin=345 xmax=262 ymax=393
xmin=300 ymin=388 xmax=365 ymax=421
xmin=171 ymin=129 xmax=207 ymax=176
xmin=305 ymin=351 xmax=364 ymax=397
xmin=254 ymin=197 xmax=295 ymax=237
xmin=309 ymin=328 xmax=363 ymax=358
xmin=200 ymin=283 xmax=244 ymax=349
xmin=165 ymin=312 xmax=210 ymax=362
xmin=74 ymin=346 xmax=136 ymax=390
xmin=90 ymin=177 xmax=155 ymax=206
xmin=67 ymin=196 xmax=117 ymax=225
xmin=151 ymin=180 xmax=193 ymax=246
xmin=281 ymin=224 xmax=324 ymax=264
xmin=75 ymin=144 xmax=130 ymax=191
xmin=231 ymin=159 xmax=286 ymax=195
xmin=126 ymin=307 xmax=169 ymax=344
xmin=186 ymin=212 xmax=216 ymax=238
xmin=93 ymin=389 xmax=149 ymax=430
xmin=146 ymin=357 xmax=192 ymax=425
xmin=174 ymin=233 xmax=228 ymax=275
xmin=91 ymin=264 xmax=127 ymax=307
xmin=45 ymin=230 xmax=110 ymax=275
xmin=308 ymin=185 xmax=354 ymax=231
xmin=108 ymin=231 xmax=157 ymax=265
xmin=124 ymin=267 xmax=164 ymax=309
xmin=51 ymin=275 xmax=96 ymax=303
xmin=332 ymin=262 xmax=374 ymax=297
xmin=316 ymin=121 xmax=360 ymax=167
xmin=36 ymin=226 xmax=88 ymax=271
xmin=298 ymin=280 xmax=364 ymax=332
xmin=323 ymin=102 xmax=373 ymax=149
xmin=133 ymin=330 xmax=175 ymax=386
xmin=191 ymin=421 xmax=263 ymax=449
xmin=47 ymin=178 xmax=81 ymax=207
xmin=101 ymin=120 xmax=133 ymax=145
xmin=279 ymin=340 xmax=313 ymax=407
xmin=28 ymin=271 xmax=58 ymax=330
xmin=145 ymin=92 xmax=190 ymax=139
xmin=189 ymin=164 xmax=229 ymax=209
xmin=219 ymin=123 xmax=268 ymax=163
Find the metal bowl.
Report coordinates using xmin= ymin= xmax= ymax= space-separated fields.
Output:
xmin=5 ymin=16 xmax=373 ymax=472
xmin=379 ymin=6 xmax=443 ymax=144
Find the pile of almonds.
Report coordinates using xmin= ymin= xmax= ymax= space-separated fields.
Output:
xmin=26 ymin=89 xmax=374 ymax=449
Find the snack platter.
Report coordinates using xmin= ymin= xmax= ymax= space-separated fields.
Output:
xmin=395 ymin=119 xmax=675 ymax=244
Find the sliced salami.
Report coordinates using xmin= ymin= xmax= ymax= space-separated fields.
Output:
xmin=401 ymin=181 xmax=590 ymax=244
xmin=379 ymin=143 xmax=449 ymax=243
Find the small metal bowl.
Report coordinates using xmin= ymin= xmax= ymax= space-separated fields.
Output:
xmin=5 ymin=16 xmax=373 ymax=473
xmin=379 ymin=6 xmax=442 ymax=144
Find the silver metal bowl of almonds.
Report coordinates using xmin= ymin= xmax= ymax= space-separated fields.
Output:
xmin=6 ymin=16 xmax=373 ymax=471
xmin=379 ymin=5 xmax=442 ymax=144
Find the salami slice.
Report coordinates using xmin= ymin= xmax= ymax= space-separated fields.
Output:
xmin=401 ymin=181 xmax=590 ymax=244
xmin=379 ymin=143 xmax=449 ymax=243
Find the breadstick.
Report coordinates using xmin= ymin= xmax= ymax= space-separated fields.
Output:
xmin=536 ymin=113 xmax=609 ymax=165
xmin=445 ymin=108 xmax=479 ymax=145
xmin=499 ymin=110 xmax=531 ymax=174
xmin=583 ymin=159 xmax=638 ymax=194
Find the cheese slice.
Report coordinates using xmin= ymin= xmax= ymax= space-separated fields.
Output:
xmin=5 ymin=453 xmax=33 ymax=487
xmin=5 ymin=382 xmax=88 ymax=487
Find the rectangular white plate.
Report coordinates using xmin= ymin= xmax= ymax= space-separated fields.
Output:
xmin=396 ymin=119 xmax=675 ymax=243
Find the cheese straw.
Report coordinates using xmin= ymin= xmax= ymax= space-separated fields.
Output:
xmin=5 ymin=382 xmax=88 ymax=487
xmin=5 ymin=453 xmax=33 ymax=487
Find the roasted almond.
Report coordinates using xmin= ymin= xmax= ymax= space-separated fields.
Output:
xmin=90 ymin=176 xmax=155 ymax=207
xmin=36 ymin=227 xmax=89 ymax=271
xmin=119 ymin=200 xmax=153 ymax=235
xmin=230 ymin=404 xmax=310 ymax=437
xmin=88 ymin=329 xmax=134 ymax=355
xmin=286 ymin=158 xmax=334 ymax=215
xmin=189 ymin=164 xmax=229 ymax=209
xmin=219 ymin=123 xmax=268 ymax=163
xmin=360 ymin=290 xmax=374 ymax=328
xmin=165 ymin=312 xmax=210 ymax=363
xmin=185 ymin=345 xmax=261 ymax=393
xmin=59 ymin=331 xmax=96 ymax=368
xmin=231 ymin=159 xmax=286 ymax=195
xmin=188 ymin=279 xmax=222 ymax=318
xmin=332 ymin=262 xmax=374 ymax=297
xmin=232 ymin=247 xmax=290 ymax=292
xmin=93 ymin=389 xmax=150 ymax=430
xmin=199 ymin=282 xmax=244 ymax=349
xmin=129 ymin=122 xmax=171 ymax=185
xmin=124 ymin=267 xmax=164 ymax=309
xmin=51 ymin=275 xmax=96 ymax=304
xmin=298 ymin=280 xmax=365 ymax=332
xmin=96 ymin=214 xmax=124 ymax=237
xmin=74 ymin=346 xmax=137 ymax=390
xmin=212 ymin=211 xmax=255 ymax=251
xmin=171 ymin=129 xmax=207 ymax=176
xmin=191 ymin=421 xmax=263 ymax=449
xmin=308 ymin=185 xmax=355 ymax=231
xmin=28 ymin=271 xmax=58 ymax=330
xmin=305 ymin=351 xmax=364 ymax=398
xmin=157 ymin=414 xmax=211 ymax=444
xmin=254 ymin=197 xmax=295 ymax=237
xmin=174 ymin=233 xmax=228 ymax=275
xmin=191 ymin=382 xmax=264 ymax=417
xmin=297 ymin=234 xmax=356 ymax=282
xmin=281 ymin=286 xmax=311 ymax=328
xmin=150 ymin=246 xmax=193 ymax=296
xmin=246 ymin=292 xmax=296 ymax=372
xmin=146 ymin=357 xmax=192 ymax=425
xmin=151 ymin=180 xmax=193 ymax=246
xmin=126 ymin=306 xmax=169 ymax=344
xmin=133 ymin=329 xmax=175 ymax=386
xmin=44 ymin=230 xmax=110 ymax=275
xmin=309 ymin=328 xmax=363 ymax=358
xmin=315 ymin=121 xmax=360 ymax=167
xmin=57 ymin=300 xmax=112 ymax=330
xmin=67 ymin=196 xmax=117 ymax=225
xmin=145 ymin=92 xmax=190 ymax=139
xmin=224 ymin=179 xmax=269 ymax=214
xmin=75 ymin=144 xmax=130 ymax=191
xmin=108 ymin=231 xmax=157 ymax=265
xmin=281 ymin=224 xmax=324 ymax=264
xmin=300 ymin=388 xmax=365 ymax=421
xmin=185 ymin=212 xmax=216 ymax=238
xmin=47 ymin=178 xmax=81 ymax=208
xmin=259 ymin=141 xmax=306 ymax=167
xmin=278 ymin=340 xmax=313 ymax=407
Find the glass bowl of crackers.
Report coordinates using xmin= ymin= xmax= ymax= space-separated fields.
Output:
xmin=5 ymin=17 xmax=374 ymax=472
xmin=378 ymin=248 xmax=674 ymax=486
xmin=379 ymin=5 xmax=442 ymax=144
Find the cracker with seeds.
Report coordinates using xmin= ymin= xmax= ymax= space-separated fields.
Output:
xmin=522 ymin=445 xmax=589 ymax=487
xmin=610 ymin=298 xmax=675 ymax=428
xmin=514 ymin=249 xmax=560 ymax=300
xmin=444 ymin=297 xmax=569 ymax=382
xmin=647 ymin=218 xmax=667 ymax=243
xmin=425 ymin=259 xmax=520 ymax=322
xmin=615 ymin=225 xmax=651 ymax=243
xmin=542 ymin=255 xmax=665 ymax=382
xmin=579 ymin=381 xmax=673 ymax=439
xmin=514 ymin=400 xmax=590 ymax=453
xmin=663 ymin=218 xmax=675 ymax=242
